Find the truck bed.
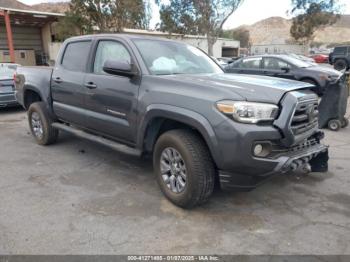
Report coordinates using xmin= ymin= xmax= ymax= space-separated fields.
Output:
xmin=15 ymin=66 xmax=54 ymax=109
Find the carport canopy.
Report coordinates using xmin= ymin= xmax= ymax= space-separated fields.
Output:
xmin=0 ymin=7 xmax=64 ymax=63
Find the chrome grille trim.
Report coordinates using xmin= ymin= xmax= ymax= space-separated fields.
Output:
xmin=290 ymin=98 xmax=319 ymax=136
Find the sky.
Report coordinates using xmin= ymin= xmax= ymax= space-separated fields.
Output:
xmin=19 ymin=0 xmax=350 ymax=30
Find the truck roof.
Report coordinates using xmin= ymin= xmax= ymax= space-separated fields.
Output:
xmin=66 ymin=33 xmax=184 ymax=44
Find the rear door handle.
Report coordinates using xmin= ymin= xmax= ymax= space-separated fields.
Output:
xmin=53 ymin=77 xmax=62 ymax=83
xmin=84 ymin=82 xmax=97 ymax=89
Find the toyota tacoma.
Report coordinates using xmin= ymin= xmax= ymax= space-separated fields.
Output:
xmin=15 ymin=35 xmax=329 ymax=208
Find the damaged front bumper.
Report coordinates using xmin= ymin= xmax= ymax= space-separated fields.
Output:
xmin=219 ymin=133 xmax=329 ymax=190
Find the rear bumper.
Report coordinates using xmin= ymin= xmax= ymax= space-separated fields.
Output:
xmin=0 ymin=93 xmax=19 ymax=107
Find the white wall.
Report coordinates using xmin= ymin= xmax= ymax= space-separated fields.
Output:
xmin=48 ymin=42 xmax=62 ymax=62
xmin=252 ymin=44 xmax=308 ymax=55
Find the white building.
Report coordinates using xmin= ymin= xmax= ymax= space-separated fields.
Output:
xmin=123 ymin=29 xmax=240 ymax=59
xmin=251 ymin=44 xmax=308 ymax=56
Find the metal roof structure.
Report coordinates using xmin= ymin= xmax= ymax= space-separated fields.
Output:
xmin=0 ymin=5 xmax=64 ymax=63
xmin=0 ymin=6 xmax=64 ymax=27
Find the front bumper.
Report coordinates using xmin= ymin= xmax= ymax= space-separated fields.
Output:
xmin=213 ymin=90 xmax=328 ymax=190
xmin=218 ymin=140 xmax=328 ymax=190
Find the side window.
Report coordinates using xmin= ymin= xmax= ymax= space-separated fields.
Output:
xmin=263 ymin=58 xmax=290 ymax=70
xmin=240 ymin=58 xmax=262 ymax=69
xmin=61 ymin=41 xmax=91 ymax=72
xmin=93 ymin=40 xmax=131 ymax=74
xmin=334 ymin=47 xmax=347 ymax=55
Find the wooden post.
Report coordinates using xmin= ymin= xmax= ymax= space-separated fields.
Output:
xmin=2 ymin=10 xmax=16 ymax=63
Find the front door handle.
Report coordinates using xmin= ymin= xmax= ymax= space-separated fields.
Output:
xmin=84 ymin=82 xmax=97 ymax=89
xmin=53 ymin=77 xmax=62 ymax=83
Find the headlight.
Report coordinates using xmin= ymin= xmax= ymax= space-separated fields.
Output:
xmin=216 ymin=101 xmax=279 ymax=124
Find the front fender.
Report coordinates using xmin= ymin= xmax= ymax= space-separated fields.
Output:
xmin=137 ymin=104 xmax=224 ymax=168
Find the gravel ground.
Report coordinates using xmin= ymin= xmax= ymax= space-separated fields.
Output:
xmin=0 ymin=106 xmax=349 ymax=255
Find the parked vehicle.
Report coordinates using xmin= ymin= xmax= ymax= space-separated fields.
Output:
xmin=211 ymin=57 xmax=228 ymax=68
xmin=329 ymin=45 xmax=350 ymax=71
xmin=217 ymin=57 xmax=236 ymax=64
xmin=0 ymin=63 xmax=19 ymax=108
xmin=287 ymin=53 xmax=316 ymax=65
xmin=311 ymin=54 xmax=329 ymax=64
xmin=225 ymin=54 xmax=341 ymax=95
xmin=15 ymin=35 xmax=329 ymax=208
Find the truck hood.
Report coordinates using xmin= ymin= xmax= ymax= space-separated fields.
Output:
xmin=159 ymin=73 xmax=314 ymax=104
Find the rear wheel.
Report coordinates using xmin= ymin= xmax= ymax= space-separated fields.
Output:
xmin=334 ymin=59 xmax=348 ymax=71
xmin=153 ymin=129 xmax=215 ymax=208
xmin=328 ymin=119 xmax=342 ymax=131
xmin=28 ymin=102 xmax=58 ymax=145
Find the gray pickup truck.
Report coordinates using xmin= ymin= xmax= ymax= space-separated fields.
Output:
xmin=15 ymin=34 xmax=329 ymax=208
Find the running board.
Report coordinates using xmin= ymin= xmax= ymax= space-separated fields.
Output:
xmin=51 ymin=123 xmax=142 ymax=157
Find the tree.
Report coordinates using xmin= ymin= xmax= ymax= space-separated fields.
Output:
xmin=221 ymin=28 xmax=250 ymax=48
xmin=156 ymin=0 xmax=244 ymax=56
xmin=55 ymin=11 xmax=92 ymax=41
xmin=56 ymin=0 xmax=151 ymax=40
xmin=290 ymin=0 xmax=341 ymax=46
xmin=156 ymin=0 xmax=199 ymax=35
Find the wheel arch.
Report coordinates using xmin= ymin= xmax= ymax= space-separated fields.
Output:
xmin=138 ymin=104 xmax=223 ymax=167
xmin=23 ymin=87 xmax=43 ymax=109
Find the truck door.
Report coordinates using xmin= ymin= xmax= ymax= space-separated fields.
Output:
xmin=51 ymin=40 xmax=92 ymax=127
xmin=83 ymin=39 xmax=140 ymax=144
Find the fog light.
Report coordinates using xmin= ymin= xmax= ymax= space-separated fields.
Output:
xmin=253 ymin=142 xmax=272 ymax=157
xmin=253 ymin=144 xmax=263 ymax=156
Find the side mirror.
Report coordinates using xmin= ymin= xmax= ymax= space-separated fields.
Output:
xmin=103 ymin=60 xmax=137 ymax=77
xmin=281 ymin=66 xmax=290 ymax=73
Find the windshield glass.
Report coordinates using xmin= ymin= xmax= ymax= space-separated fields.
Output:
xmin=283 ymin=56 xmax=312 ymax=68
xmin=0 ymin=64 xmax=16 ymax=78
xmin=133 ymin=39 xmax=223 ymax=75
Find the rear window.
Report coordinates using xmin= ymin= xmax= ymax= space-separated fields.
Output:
xmin=333 ymin=46 xmax=348 ymax=55
xmin=61 ymin=41 xmax=91 ymax=71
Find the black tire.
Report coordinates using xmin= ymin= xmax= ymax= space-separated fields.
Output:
xmin=28 ymin=102 xmax=58 ymax=145
xmin=334 ymin=59 xmax=348 ymax=71
xmin=341 ymin=118 xmax=349 ymax=128
xmin=328 ymin=119 xmax=342 ymax=131
xmin=153 ymin=129 xmax=215 ymax=208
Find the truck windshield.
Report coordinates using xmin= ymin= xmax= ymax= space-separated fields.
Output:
xmin=133 ymin=39 xmax=223 ymax=75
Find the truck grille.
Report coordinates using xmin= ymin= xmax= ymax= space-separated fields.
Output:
xmin=291 ymin=99 xmax=319 ymax=135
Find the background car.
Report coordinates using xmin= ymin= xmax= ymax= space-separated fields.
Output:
xmin=287 ymin=53 xmax=317 ymax=65
xmin=211 ymin=57 xmax=228 ymax=68
xmin=329 ymin=45 xmax=350 ymax=71
xmin=0 ymin=63 xmax=19 ymax=108
xmin=310 ymin=54 xmax=329 ymax=64
xmin=225 ymin=54 xmax=341 ymax=95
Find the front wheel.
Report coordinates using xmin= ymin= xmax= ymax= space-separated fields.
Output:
xmin=153 ymin=129 xmax=215 ymax=208
xmin=28 ymin=102 xmax=58 ymax=145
